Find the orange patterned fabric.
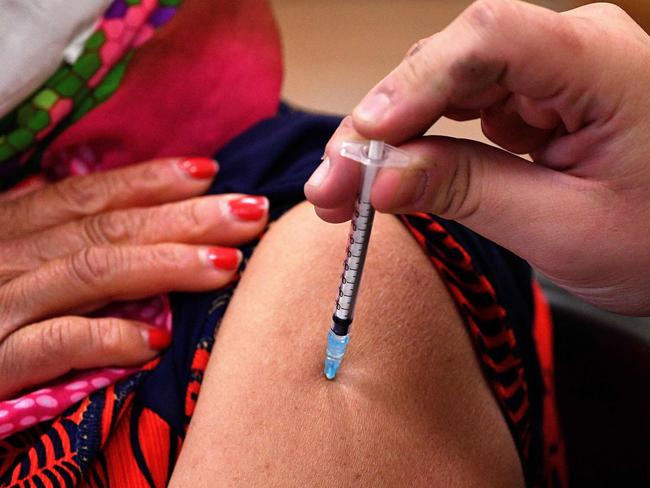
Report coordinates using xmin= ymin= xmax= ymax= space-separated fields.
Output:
xmin=401 ymin=213 xmax=567 ymax=487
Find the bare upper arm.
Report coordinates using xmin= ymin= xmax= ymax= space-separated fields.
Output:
xmin=170 ymin=201 xmax=523 ymax=487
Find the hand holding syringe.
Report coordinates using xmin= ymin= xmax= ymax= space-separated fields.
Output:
xmin=323 ymin=140 xmax=410 ymax=380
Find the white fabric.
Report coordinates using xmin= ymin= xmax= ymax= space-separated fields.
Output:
xmin=0 ymin=0 xmax=113 ymax=117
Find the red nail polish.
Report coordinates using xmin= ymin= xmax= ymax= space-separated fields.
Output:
xmin=177 ymin=158 xmax=218 ymax=179
xmin=206 ymin=247 xmax=241 ymax=271
xmin=147 ymin=327 xmax=172 ymax=351
xmin=228 ymin=196 xmax=269 ymax=221
xmin=12 ymin=174 xmax=45 ymax=191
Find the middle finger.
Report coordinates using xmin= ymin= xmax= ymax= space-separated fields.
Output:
xmin=0 ymin=195 xmax=268 ymax=282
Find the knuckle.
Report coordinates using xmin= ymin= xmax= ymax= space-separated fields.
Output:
xmin=448 ymin=1 xmax=518 ymax=98
xmin=135 ymin=161 xmax=167 ymax=189
xmin=404 ymin=38 xmax=428 ymax=60
xmin=399 ymin=52 xmax=432 ymax=90
xmin=40 ymin=317 xmax=75 ymax=356
xmin=82 ymin=210 xmax=136 ymax=245
xmin=570 ymin=4 xmax=636 ymax=44
xmin=68 ymin=246 xmax=119 ymax=286
xmin=86 ymin=318 xmax=125 ymax=356
xmin=57 ymin=174 xmax=109 ymax=215
xmin=438 ymin=150 xmax=480 ymax=220
xmin=175 ymin=200 xmax=207 ymax=236
xmin=589 ymin=2 xmax=629 ymax=19
xmin=463 ymin=0 xmax=512 ymax=33
xmin=145 ymin=245 xmax=183 ymax=269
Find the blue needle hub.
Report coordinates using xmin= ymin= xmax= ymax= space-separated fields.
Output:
xmin=324 ymin=330 xmax=350 ymax=380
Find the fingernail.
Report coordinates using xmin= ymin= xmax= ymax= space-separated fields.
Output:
xmin=228 ymin=196 xmax=269 ymax=221
xmin=177 ymin=158 xmax=218 ymax=179
xmin=201 ymin=247 xmax=242 ymax=271
xmin=306 ymin=157 xmax=330 ymax=188
xmin=144 ymin=327 xmax=172 ymax=351
xmin=12 ymin=174 xmax=45 ymax=191
xmin=355 ymin=91 xmax=391 ymax=125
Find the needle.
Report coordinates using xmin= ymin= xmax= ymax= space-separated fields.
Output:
xmin=323 ymin=140 xmax=384 ymax=380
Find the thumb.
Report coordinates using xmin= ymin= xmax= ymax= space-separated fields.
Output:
xmin=0 ymin=316 xmax=170 ymax=399
xmin=351 ymin=0 xmax=585 ymax=143
xmin=371 ymin=136 xmax=605 ymax=274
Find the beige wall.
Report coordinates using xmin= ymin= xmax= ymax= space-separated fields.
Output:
xmin=269 ymin=0 xmax=573 ymax=141
xmin=269 ymin=0 xmax=647 ymax=143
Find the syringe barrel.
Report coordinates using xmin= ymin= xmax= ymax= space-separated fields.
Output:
xmin=331 ymin=163 xmax=378 ymax=332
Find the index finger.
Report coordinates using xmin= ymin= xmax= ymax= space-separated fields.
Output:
xmin=0 ymin=157 xmax=218 ymax=240
xmin=351 ymin=0 xmax=590 ymax=142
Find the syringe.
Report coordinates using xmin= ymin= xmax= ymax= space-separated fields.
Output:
xmin=323 ymin=140 xmax=411 ymax=380
xmin=323 ymin=140 xmax=382 ymax=380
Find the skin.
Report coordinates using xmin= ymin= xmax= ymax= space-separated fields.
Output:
xmin=171 ymin=201 xmax=523 ymax=487
xmin=0 ymin=158 xmax=268 ymax=399
xmin=1 ymin=157 xmax=524 ymax=486
xmin=305 ymin=0 xmax=650 ymax=316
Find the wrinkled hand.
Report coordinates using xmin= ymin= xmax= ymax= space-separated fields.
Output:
xmin=0 ymin=157 xmax=268 ymax=399
xmin=306 ymin=0 xmax=650 ymax=315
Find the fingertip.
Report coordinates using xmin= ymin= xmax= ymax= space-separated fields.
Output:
xmin=226 ymin=195 xmax=269 ymax=222
xmin=176 ymin=157 xmax=219 ymax=180
xmin=143 ymin=326 xmax=172 ymax=351
xmin=304 ymin=156 xmax=331 ymax=204
xmin=200 ymin=246 xmax=243 ymax=272
xmin=314 ymin=205 xmax=355 ymax=224
xmin=303 ymin=180 xmax=319 ymax=206
xmin=308 ymin=154 xmax=363 ymax=211
xmin=304 ymin=176 xmax=333 ymax=209
xmin=306 ymin=156 xmax=330 ymax=189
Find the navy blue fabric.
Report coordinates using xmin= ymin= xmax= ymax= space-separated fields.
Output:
xmin=134 ymin=105 xmax=541 ymax=451
xmin=207 ymin=104 xmax=342 ymax=218
xmin=134 ymin=105 xmax=341 ymax=434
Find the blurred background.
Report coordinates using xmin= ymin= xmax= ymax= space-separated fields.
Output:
xmin=269 ymin=1 xmax=650 ymax=486
xmin=271 ymin=0 xmax=649 ymax=142
xmin=271 ymin=0 xmax=649 ymax=117
xmin=271 ymin=0 xmax=650 ymax=142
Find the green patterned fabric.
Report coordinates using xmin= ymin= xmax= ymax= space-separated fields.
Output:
xmin=0 ymin=0 xmax=181 ymax=184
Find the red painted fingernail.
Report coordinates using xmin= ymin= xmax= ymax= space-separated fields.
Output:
xmin=228 ymin=196 xmax=269 ymax=221
xmin=147 ymin=327 xmax=172 ymax=351
xmin=177 ymin=158 xmax=218 ymax=179
xmin=204 ymin=247 xmax=241 ymax=271
xmin=12 ymin=174 xmax=46 ymax=191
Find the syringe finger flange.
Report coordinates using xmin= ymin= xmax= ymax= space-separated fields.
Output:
xmin=340 ymin=141 xmax=411 ymax=168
